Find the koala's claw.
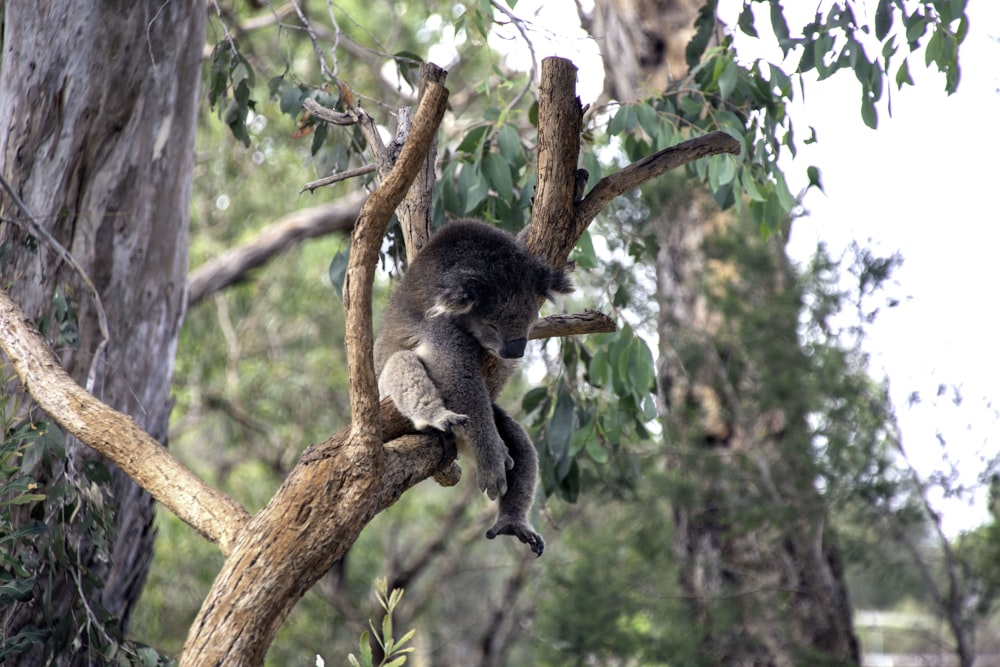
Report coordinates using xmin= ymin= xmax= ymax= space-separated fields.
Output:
xmin=423 ymin=409 xmax=468 ymax=433
xmin=477 ymin=464 xmax=509 ymax=500
xmin=487 ymin=519 xmax=545 ymax=557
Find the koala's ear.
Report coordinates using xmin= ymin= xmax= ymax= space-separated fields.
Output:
xmin=427 ymin=270 xmax=488 ymax=317
xmin=537 ymin=265 xmax=574 ymax=300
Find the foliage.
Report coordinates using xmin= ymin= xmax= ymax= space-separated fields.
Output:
xmin=347 ymin=578 xmax=415 ymax=667
xmin=0 ymin=371 xmax=172 ymax=665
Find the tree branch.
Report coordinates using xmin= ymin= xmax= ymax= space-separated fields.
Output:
xmin=186 ymin=190 xmax=366 ymax=308
xmin=0 ymin=289 xmax=250 ymax=553
xmin=573 ymin=130 xmax=741 ymax=236
xmin=298 ymin=164 xmax=376 ymax=194
xmin=342 ymin=79 xmax=450 ymax=452
xmin=530 ymin=310 xmax=616 ymax=339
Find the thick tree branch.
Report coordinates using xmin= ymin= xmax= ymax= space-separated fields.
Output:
xmin=186 ymin=190 xmax=366 ymax=308
xmin=574 ymin=130 xmax=741 ymax=236
xmin=0 ymin=290 xmax=250 ymax=553
xmin=525 ymin=57 xmax=583 ymax=268
xmin=342 ymin=79 xmax=450 ymax=452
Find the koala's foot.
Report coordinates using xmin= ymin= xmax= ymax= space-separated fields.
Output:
xmin=487 ymin=518 xmax=545 ymax=557
xmin=476 ymin=450 xmax=514 ymax=500
xmin=433 ymin=461 xmax=462 ymax=487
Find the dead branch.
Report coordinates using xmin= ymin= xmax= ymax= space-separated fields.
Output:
xmin=530 ymin=310 xmax=616 ymax=339
xmin=301 ymin=97 xmax=358 ymax=126
xmin=299 ymin=164 xmax=376 ymax=194
xmin=396 ymin=62 xmax=448 ymax=263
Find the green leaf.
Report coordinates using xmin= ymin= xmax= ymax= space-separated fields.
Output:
xmin=608 ymin=105 xmax=636 ymax=136
xmin=585 ymin=436 xmax=609 ymax=464
xmin=806 ymin=165 xmax=824 ymax=193
xmin=718 ymin=60 xmax=739 ymax=100
xmin=588 ymin=347 xmax=611 ymax=388
xmin=572 ymin=230 xmax=599 ymax=270
xmin=482 ymin=153 xmax=514 ymax=202
xmin=629 ymin=336 xmax=655 ymax=400
xmin=860 ymin=94 xmax=878 ymax=129
xmin=686 ymin=0 xmax=718 ymax=67
xmin=521 ymin=387 xmax=549 ymax=415
xmin=547 ymin=388 xmax=575 ymax=463
xmin=770 ymin=0 xmax=792 ymax=52
xmin=496 ymin=124 xmax=522 ymax=165
xmin=769 ymin=63 xmax=792 ymax=97
xmin=280 ymin=87 xmax=305 ymax=115
xmin=716 ymin=156 xmax=736 ymax=187
xmin=328 ymin=246 xmax=350 ymax=302
xmin=395 ymin=628 xmax=416 ymax=650
xmin=0 ymin=578 xmax=35 ymax=603
xmin=737 ymin=3 xmax=758 ymax=37
xmin=874 ymin=0 xmax=892 ymax=40
xmin=635 ymin=102 xmax=660 ymax=140
xmin=456 ymin=125 xmax=489 ymax=154
xmin=384 ymin=656 xmax=408 ymax=667
xmin=310 ymin=121 xmax=327 ymax=155
xmin=361 ymin=628 xmax=376 ymax=658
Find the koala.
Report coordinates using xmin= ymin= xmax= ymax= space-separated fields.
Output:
xmin=374 ymin=219 xmax=573 ymax=556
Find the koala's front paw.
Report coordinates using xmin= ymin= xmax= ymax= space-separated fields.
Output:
xmin=416 ymin=409 xmax=468 ymax=433
xmin=476 ymin=453 xmax=510 ymax=500
xmin=487 ymin=518 xmax=545 ymax=557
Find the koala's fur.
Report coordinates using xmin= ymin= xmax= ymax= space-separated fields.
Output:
xmin=374 ymin=219 xmax=572 ymax=556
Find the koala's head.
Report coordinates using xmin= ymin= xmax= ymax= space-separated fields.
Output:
xmin=420 ymin=222 xmax=573 ymax=359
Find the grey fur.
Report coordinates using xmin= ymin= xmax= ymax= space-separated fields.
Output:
xmin=374 ymin=219 xmax=572 ymax=556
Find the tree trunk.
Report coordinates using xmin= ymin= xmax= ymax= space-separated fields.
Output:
xmin=0 ymin=2 xmax=204 ymax=663
xmin=652 ymin=193 xmax=859 ymax=666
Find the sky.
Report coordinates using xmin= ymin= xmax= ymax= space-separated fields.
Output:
xmin=488 ymin=0 xmax=1000 ymax=534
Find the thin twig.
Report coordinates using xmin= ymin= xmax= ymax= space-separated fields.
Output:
xmin=490 ymin=0 xmax=538 ymax=115
xmin=289 ymin=0 xmax=335 ymax=81
xmin=302 ymin=97 xmax=357 ymax=125
xmin=299 ymin=164 xmax=376 ymax=194
xmin=0 ymin=173 xmax=110 ymax=394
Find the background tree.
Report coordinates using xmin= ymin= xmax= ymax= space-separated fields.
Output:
xmin=0 ymin=2 xmax=204 ymax=663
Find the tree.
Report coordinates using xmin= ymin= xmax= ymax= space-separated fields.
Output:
xmin=0 ymin=2 xmax=204 ymax=663
xmin=0 ymin=0 xmax=969 ymax=664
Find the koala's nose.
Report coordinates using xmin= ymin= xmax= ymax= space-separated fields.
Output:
xmin=502 ymin=338 xmax=527 ymax=359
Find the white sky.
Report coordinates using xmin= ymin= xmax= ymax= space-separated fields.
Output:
xmin=489 ymin=0 xmax=999 ymax=533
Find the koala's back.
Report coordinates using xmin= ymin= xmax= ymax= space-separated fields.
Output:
xmin=374 ymin=219 xmax=540 ymax=373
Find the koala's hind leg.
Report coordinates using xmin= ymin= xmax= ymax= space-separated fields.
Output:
xmin=378 ymin=350 xmax=468 ymax=432
xmin=486 ymin=404 xmax=545 ymax=557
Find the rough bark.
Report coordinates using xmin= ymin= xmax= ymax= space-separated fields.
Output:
xmin=0 ymin=2 xmax=203 ymax=663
